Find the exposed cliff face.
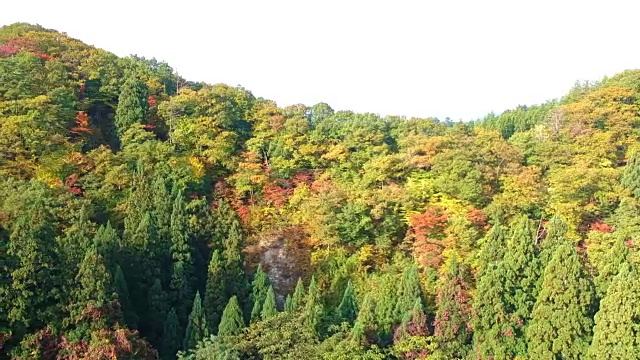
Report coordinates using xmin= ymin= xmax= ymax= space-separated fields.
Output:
xmin=246 ymin=226 xmax=312 ymax=304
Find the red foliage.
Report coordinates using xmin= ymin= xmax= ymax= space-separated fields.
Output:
xmin=393 ymin=308 xmax=430 ymax=359
xmin=65 ymin=174 xmax=83 ymax=196
xmin=70 ymin=112 xmax=92 ymax=135
xmin=292 ymin=171 xmax=313 ymax=186
xmin=0 ymin=43 xmax=19 ymax=57
xmin=147 ymin=96 xmax=157 ymax=107
xmin=143 ymin=124 xmax=156 ymax=131
xmin=262 ymin=182 xmax=292 ymax=208
xmin=467 ymin=208 xmax=488 ymax=228
xmin=590 ymin=221 xmax=612 ymax=233
xmin=408 ymin=207 xmax=448 ymax=268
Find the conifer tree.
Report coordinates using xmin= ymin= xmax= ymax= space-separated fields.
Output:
xmin=526 ymin=243 xmax=596 ymax=359
xmin=7 ymin=208 xmax=61 ymax=331
xmin=115 ymin=74 xmax=149 ymax=135
xmin=590 ymin=264 xmax=640 ymax=359
xmin=352 ymin=293 xmax=376 ymax=343
xmin=336 ymin=280 xmax=358 ymax=324
xmin=475 ymin=223 xmax=506 ymax=276
xmin=70 ymin=245 xmax=118 ymax=326
xmin=260 ymin=285 xmax=278 ymax=320
xmin=114 ymin=264 xmax=138 ymax=328
xmin=162 ymin=307 xmax=181 ymax=360
xmin=394 ymin=264 xmax=422 ymax=323
xmin=218 ymin=295 xmax=245 ymax=337
xmin=204 ymin=249 xmax=225 ymax=333
xmin=147 ymin=278 xmax=169 ymax=345
xmin=93 ymin=222 xmax=120 ymax=270
xmin=539 ymin=215 xmax=569 ymax=268
xmin=290 ymin=277 xmax=305 ymax=311
xmin=58 ymin=205 xmax=94 ymax=279
xmin=169 ymin=191 xmax=193 ymax=323
xmin=303 ymin=276 xmax=324 ymax=333
xmin=183 ymin=291 xmax=208 ymax=351
xmin=250 ymin=264 xmax=270 ymax=323
xmin=374 ymin=274 xmax=397 ymax=341
xmin=621 ymin=150 xmax=640 ymax=199
xmin=433 ymin=257 xmax=472 ymax=359
xmin=284 ymin=294 xmax=293 ymax=313
xmin=594 ymin=238 xmax=629 ymax=298
xmin=223 ymin=220 xmax=247 ymax=305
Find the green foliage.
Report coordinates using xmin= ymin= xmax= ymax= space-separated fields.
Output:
xmin=218 ymin=296 xmax=245 ymax=337
xmin=115 ymin=75 xmax=149 ymax=136
xmin=70 ymin=245 xmax=117 ymax=322
xmin=622 ymin=150 xmax=640 ymax=199
xmin=590 ymin=264 xmax=640 ymax=359
xmin=250 ymin=264 xmax=270 ymax=323
xmin=162 ymin=307 xmax=182 ymax=360
xmin=526 ymin=243 xmax=596 ymax=359
xmin=290 ymin=278 xmax=306 ymax=311
xmin=184 ymin=291 xmax=208 ymax=351
xmin=169 ymin=191 xmax=194 ymax=322
xmin=336 ymin=280 xmax=358 ymax=325
xmin=393 ymin=264 xmax=422 ymax=323
xmin=204 ymin=250 xmax=226 ymax=334
xmin=114 ymin=264 xmax=138 ymax=328
xmin=260 ymin=285 xmax=278 ymax=320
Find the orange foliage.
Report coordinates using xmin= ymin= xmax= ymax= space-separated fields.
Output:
xmin=70 ymin=112 xmax=91 ymax=135
xmin=589 ymin=221 xmax=612 ymax=233
xmin=408 ymin=207 xmax=448 ymax=268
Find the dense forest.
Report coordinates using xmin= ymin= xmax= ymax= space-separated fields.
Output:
xmin=0 ymin=22 xmax=639 ymax=359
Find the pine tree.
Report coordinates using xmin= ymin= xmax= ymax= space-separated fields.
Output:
xmin=336 ymin=280 xmax=358 ymax=324
xmin=621 ymin=150 xmax=640 ymax=199
xmin=147 ymin=278 xmax=169 ymax=345
xmin=498 ymin=215 xmax=541 ymax=356
xmin=539 ymin=215 xmax=569 ymax=268
xmin=260 ymin=285 xmax=278 ymax=320
xmin=183 ymin=291 xmax=208 ymax=350
xmin=475 ymin=223 xmax=506 ymax=277
xmin=472 ymin=260 xmax=516 ymax=359
xmin=114 ymin=264 xmax=138 ymax=328
xmin=162 ymin=307 xmax=181 ymax=360
xmin=250 ymin=264 xmax=270 ymax=323
xmin=526 ymin=243 xmax=596 ymax=359
xmin=169 ymin=191 xmax=193 ymax=323
xmin=374 ymin=274 xmax=397 ymax=341
xmin=433 ymin=256 xmax=472 ymax=359
xmin=394 ymin=264 xmax=422 ymax=323
xmin=290 ymin=277 xmax=305 ymax=311
xmin=203 ymin=249 xmax=225 ymax=334
xmin=93 ymin=222 xmax=120 ymax=270
xmin=7 ymin=207 xmax=61 ymax=332
xmin=70 ymin=245 xmax=118 ymax=322
xmin=57 ymin=205 xmax=94 ymax=281
xmin=284 ymin=294 xmax=293 ymax=313
xmin=590 ymin=264 xmax=640 ymax=359
xmin=222 ymin=220 xmax=247 ymax=306
xmin=303 ymin=276 xmax=324 ymax=333
xmin=594 ymin=238 xmax=629 ymax=298
xmin=352 ymin=293 xmax=376 ymax=343
xmin=218 ymin=295 xmax=245 ymax=337
xmin=115 ymin=74 xmax=149 ymax=135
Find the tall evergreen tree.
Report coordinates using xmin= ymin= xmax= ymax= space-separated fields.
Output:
xmin=114 ymin=74 xmax=149 ymax=135
xmin=594 ymin=238 xmax=629 ymax=298
xmin=162 ymin=307 xmax=181 ymax=360
xmin=539 ymin=215 xmax=569 ymax=268
xmin=621 ymin=150 xmax=640 ymax=199
xmin=374 ymin=274 xmax=397 ymax=342
xmin=393 ymin=264 xmax=422 ymax=323
xmin=93 ymin=222 xmax=121 ymax=270
xmin=222 ymin=220 xmax=248 ymax=308
xmin=526 ymin=243 xmax=596 ymax=359
xmin=475 ymin=223 xmax=506 ymax=277
xmin=114 ymin=264 xmax=138 ymax=328
xmin=147 ymin=278 xmax=169 ymax=345
xmin=590 ymin=264 xmax=640 ymax=359
xmin=250 ymin=264 xmax=270 ymax=323
xmin=284 ymin=294 xmax=293 ymax=313
xmin=433 ymin=257 xmax=473 ymax=359
xmin=169 ymin=191 xmax=193 ymax=323
xmin=203 ymin=249 xmax=225 ymax=334
xmin=7 ymin=206 xmax=61 ymax=333
xmin=70 ymin=245 xmax=118 ymax=322
xmin=260 ymin=285 xmax=278 ymax=320
xmin=183 ymin=291 xmax=208 ymax=351
xmin=218 ymin=295 xmax=245 ymax=337
xmin=352 ymin=293 xmax=376 ymax=343
xmin=303 ymin=276 xmax=324 ymax=333
xmin=336 ymin=280 xmax=358 ymax=325
xmin=290 ymin=277 xmax=305 ymax=311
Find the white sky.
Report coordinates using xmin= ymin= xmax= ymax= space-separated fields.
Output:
xmin=2 ymin=0 xmax=639 ymax=120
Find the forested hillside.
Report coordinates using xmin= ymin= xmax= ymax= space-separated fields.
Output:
xmin=1 ymin=23 xmax=639 ymax=359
